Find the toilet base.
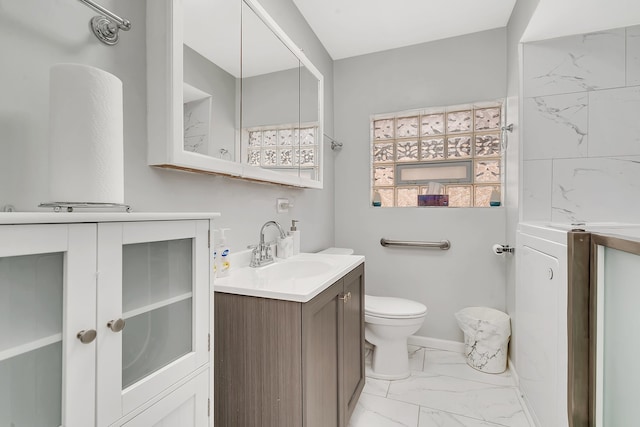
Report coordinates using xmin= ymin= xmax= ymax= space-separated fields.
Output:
xmin=368 ymin=339 xmax=411 ymax=380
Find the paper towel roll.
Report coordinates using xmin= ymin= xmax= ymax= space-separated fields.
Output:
xmin=49 ymin=63 xmax=124 ymax=204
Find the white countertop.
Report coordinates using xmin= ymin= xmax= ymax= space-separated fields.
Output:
xmin=0 ymin=212 xmax=220 ymax=224
xmin=214 ymin=252 xmax=365 ymax=302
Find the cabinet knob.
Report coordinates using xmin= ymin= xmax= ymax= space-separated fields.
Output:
xmin=107 ymin=318 xmax=126 ymax=333
xmin=339 ymin=292 xmax=352 ymax=303
xmin=77 ymin=329 xmax=97 ymax=344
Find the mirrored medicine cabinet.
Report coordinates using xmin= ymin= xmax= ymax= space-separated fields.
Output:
xmin=147 ymin=0 xmax=324 ymax=188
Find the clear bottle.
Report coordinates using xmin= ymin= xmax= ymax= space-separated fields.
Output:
xmin=276 ymin=234 xmax=293 ymax=259
xmin=289 ymin=220 xmax=300 ymax=255
xmin=212 ymin=229 xmax=219 ymax=278
xmin=489 ymin=188 xmax=501 ymax=207
xmin=216 ymin=228 xmax=231 ymax=277
xmin=372 ymin=191 xmax=382 ymax=207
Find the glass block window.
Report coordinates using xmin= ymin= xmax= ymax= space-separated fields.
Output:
xmin=245 ymin=124 xmax=319 ymax=178
xmin=371 ymin=102 xmax=503 ymax=207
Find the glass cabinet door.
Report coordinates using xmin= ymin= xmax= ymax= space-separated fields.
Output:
xmin=121 ymin=237 xmax=194 ymax=388
xmin=97 ymin=220 xmax=210 ymax=426
xmin=0 ymin=224 xmax=97 ymax=427
xmin=0 ymin=252 xmax=63 ymax=426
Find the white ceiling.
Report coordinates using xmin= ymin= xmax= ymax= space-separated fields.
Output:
xmin=522 ymin=0 xmax=640 ymax=43
xmin=184 ymin=0 xmax=299 ymax=78
xmin=292 ymin=0 xmax=518 ymax=60
xmin=182 ymin=0 xmax=640 ymax=76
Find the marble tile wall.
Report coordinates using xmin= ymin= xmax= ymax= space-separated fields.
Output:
xmin=522 ymin=26 xmax=640 ymax=223
xmin=183 ymin=98 xmax=211 ymax=155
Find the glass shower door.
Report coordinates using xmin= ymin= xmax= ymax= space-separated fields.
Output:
xmin=594 ymin=242 xmax=640 ymax=426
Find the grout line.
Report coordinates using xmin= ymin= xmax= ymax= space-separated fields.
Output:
xmin=362 ymin=345 xmax=526 ymax=426
xmin=625 ymin=27 xmax=628 ymax=87
xmin=515 ymin=389 xmax=537 ymax=427
xmin=418 ymin=405 xmax=506 ymax=427
xmin=413 ymin=345 xmax=516 ymax=387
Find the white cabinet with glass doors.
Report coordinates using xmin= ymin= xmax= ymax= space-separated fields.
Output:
xmin=0 ymin=213 xmax=216 ymax=427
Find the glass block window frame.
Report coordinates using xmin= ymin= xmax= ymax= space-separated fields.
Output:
xmin=245 ymin=124 xmax=319 ymax=178
xmin=371 ymin=102 xmax=503 ymax=207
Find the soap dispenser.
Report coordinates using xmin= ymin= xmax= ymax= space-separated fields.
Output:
xmin=216 ymin=228 xmax=231 ymax=277
xmin=290 ymin=220 xmax=300 ymax=255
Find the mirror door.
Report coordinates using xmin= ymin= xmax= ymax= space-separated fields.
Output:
xmin=241 ymin=0 xmax=302 ymax=178
xmin=182 ymin=0 xmax=241 ymax=162
xmin=148 ymin=0 xmax=323 ymax=187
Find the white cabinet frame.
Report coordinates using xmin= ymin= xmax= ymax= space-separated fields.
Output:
xmin=96 ymin=220 xmax=210 ymax=426
xmin=0 ymin=224 xmax=97 ymax=427
xmin=146 ymin=0 xmax=324 ymax=189
xmin=0 ymin=215 xmax=213 ymax=427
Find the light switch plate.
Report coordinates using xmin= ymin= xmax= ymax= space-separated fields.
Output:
xmin=277 ymin=198 xmax=289 ymax=213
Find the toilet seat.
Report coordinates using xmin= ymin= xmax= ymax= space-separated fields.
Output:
xmin=365 ymin=295 xmax=427 ymax=319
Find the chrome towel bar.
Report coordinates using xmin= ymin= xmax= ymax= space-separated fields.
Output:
xmin=78 ymin=0 xmax=131 ymax=45
xmin=380 ymin=238 xmax=450 ymax=250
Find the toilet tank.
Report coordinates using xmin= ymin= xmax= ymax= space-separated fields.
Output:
xmin=317 ymin=247 xmax=354 ymax=255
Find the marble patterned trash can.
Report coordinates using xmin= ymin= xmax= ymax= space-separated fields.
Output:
xmin=454 ymin=307 xmax=511 ymax=373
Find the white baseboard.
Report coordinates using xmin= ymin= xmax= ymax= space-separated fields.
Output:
xmin=507 ymin=357 xmax=539 ymax=426
xmin=407 ymin=335 xmax=465 ymax=353
xmin=508 ymin=356 xmax=519 ymax=387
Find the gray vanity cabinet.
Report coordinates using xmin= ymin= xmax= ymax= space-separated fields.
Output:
xmin=303 ymin=263 xmax=365 ymax=427
xmin=342 ymin=263 xmax=366 ymax=420
xmin=214 ymin=263 xmax=365 ymax=427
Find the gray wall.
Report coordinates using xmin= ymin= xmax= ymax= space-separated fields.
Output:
xmin=183 ymin=45 xmax=238 ymax=158
xmin=505 ymin=0 xmax=540 ymax=367
xmin=334 ymin=29 xmax=508 ymax=341
xmin=242 ymin=66 xmax=319 ymax=127
xmin=0 ymin=0 xmax=335 ymax=253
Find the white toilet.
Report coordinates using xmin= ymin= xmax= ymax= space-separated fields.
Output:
xmin=318 ymin=248 xmax=428 ymax=380
xmin=365 ymin=295 xmax=427 ymax=380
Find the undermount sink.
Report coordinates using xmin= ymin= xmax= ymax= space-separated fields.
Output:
xmin=214 ymin=252 xmax=365 ymax=302
xmin=257 ymin=259 xmax=332 ymax=280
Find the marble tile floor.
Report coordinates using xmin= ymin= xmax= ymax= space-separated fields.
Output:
xmin=348 ymin=346 xmax=534 ymax=427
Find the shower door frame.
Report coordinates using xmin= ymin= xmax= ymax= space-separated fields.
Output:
xmin=567 ymin=231 xmax=640 ymax=427
xmin=567 ymin=231 xmax=590 ymax=427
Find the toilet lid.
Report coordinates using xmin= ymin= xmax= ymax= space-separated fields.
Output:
xmin=365 ymin=295 xmax=427 ymax=318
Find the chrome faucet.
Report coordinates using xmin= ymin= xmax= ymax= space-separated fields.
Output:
xmin=250 ymin=221 xmax=288 ymax=267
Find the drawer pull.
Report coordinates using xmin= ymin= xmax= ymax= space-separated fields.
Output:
xmin=107 ymin=318 xmax=126 ymax=333
xmin=77 ymin=329 xmax=97 ymax=344
xmin=339 ymin=292 xmax=352 ymax=303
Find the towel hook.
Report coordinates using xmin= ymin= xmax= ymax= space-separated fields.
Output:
xmin=323 ymin=133 xmax=343 ymax=151
xmin=78 ymin=0 xmax=131 ymax=46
